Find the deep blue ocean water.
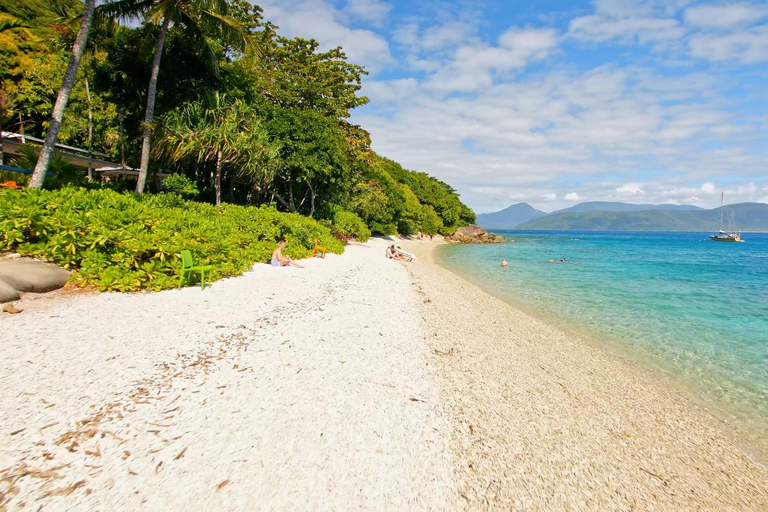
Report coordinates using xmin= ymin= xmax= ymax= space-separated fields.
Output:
xmin=436 ymin=231 xmax=768 ymax=444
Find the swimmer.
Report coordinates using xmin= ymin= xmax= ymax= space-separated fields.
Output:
xmin=501 ymin=259 xmax=508 ymax=267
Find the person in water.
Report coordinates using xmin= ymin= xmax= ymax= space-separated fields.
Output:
xmin=501 ymin=260 xmax=508 ymax=267
xmin=271 ymin=239 xmax=303 ymax=268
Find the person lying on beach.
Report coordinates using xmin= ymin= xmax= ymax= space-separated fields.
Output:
xmin=386 ymin=244 xmax=409 ymax=261
xmin=271 ymin=240 xmax=304 ymax=268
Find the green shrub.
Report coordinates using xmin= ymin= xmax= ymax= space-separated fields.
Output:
xmin=0 ymin=187 xmax=344 ymax=292
xmin=161 ymin=173 xmax=199 ymax=198
xmin=330 ymin=209 xmax=371 ymax=242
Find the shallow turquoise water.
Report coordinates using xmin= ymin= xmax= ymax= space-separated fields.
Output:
xmin=436 ymin=231 xmax=768 ymax=436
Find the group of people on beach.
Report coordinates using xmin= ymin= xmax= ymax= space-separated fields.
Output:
xmin=271 ymin=238 xmax=414 ymax=267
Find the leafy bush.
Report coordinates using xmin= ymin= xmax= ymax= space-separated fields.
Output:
xmin=330 ymin=209 xmax=370 ymax=242
xmin=161 ymin=173 xmax=199 ymax=198
xmin=0 ymin=187 xmax=344 ymax=292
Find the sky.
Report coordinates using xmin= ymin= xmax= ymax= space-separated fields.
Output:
xmin=256 ymin=0 xmax=768 ymax=213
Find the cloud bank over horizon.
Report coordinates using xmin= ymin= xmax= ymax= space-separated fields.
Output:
xmin=256 ymin=0 xmax=768 ymax=213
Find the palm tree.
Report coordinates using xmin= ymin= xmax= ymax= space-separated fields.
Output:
xmin=98 ymin=0 xmax=250 ymax=194
xmin=156 ymin=93 xmax=277 ymax=206
xmin=28 ymin=0 xmax=98 ymax=188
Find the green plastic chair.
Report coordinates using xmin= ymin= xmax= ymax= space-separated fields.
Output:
xmin=179 ymin=250 xmax=213 ymax=290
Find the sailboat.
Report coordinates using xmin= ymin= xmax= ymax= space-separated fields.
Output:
xmin=710 ymin=193 xmax=744 ymax=242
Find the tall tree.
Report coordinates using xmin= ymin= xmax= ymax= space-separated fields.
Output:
xmin=156 ymin=92 xmax=276 ymax=206
xmin=98 ymin=0 xmax=249 ymax=193
xmin=27 ymin=0 xmax=97 ymax=188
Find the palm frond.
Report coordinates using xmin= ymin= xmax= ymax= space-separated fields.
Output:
xmin=0 ymin=19 xmax=28 ymax=33
xmin=96 ymin=0 xmax=156 ymax=24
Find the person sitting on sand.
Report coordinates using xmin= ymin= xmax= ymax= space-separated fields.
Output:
xmin=271 ymin=239 xmax=303 ymax=268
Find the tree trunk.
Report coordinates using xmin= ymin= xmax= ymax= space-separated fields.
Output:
xmin=28 ymin=0 xmax=97 ymax=188
xmin=135 ymin=16 xmax=171 ymax=193
xmin=215 ymin=147 xmax=222 ymax=206
xmin=85 ymin=76 xmax=93 ymax=182
xmin=272 ymin=191 xmax=291 ymax=210
xmin=118 ymin=113 xmax=126 ymax=170
xmin=288 ymin=184 xmax=296 ymax=212
xmin=308 ymin=182 xmax=316 ymax=217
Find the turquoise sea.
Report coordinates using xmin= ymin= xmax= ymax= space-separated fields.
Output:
xmin=436 ymin=231 xmax=768 ymax=451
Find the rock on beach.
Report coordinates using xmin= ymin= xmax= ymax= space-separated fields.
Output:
xmin=0 ymin=259 xmax=70 ymax=303
xmin=445 ymin=224 xmax=505 ymax=244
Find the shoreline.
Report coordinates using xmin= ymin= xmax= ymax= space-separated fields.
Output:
xmin=431 ymin=240 xmax=768 ymax=468
xmin=399 ymin=237 xmax=768 ymax=509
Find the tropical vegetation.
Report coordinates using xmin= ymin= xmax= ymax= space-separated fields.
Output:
xmin=0 ymin=187 xmax=345 ymax=291
xmin=0 ymin=0 xmax=475 ymax=289
xmin=0 ymin=0 xmax=473 ymax=233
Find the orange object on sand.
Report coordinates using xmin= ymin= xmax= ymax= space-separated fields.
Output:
xmin=0 ymin=180 xmax=23 ymax=190
xmin=312 ymin=239 xmax=327 ymax=259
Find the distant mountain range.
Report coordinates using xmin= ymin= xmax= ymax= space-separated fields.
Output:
xmin=476 ymin=201 xmax=768 ymax=232
xmin=552 ymin=201 xmax=703 ymax=214
xmin=475 ymin=203 xmax=547 ymax=229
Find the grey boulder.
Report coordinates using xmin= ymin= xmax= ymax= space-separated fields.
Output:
xmin=0 ymin=260 xmax=70 ymax=302
xmin=0 ymin=277 xmax=20 ymax=303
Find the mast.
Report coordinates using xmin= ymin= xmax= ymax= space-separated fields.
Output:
xmin=719 ymin=192 xmax=724 ymax=233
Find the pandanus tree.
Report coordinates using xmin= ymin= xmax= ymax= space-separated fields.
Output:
xmin=28 ymin=0 xmax=97 ymax=188
xmin=156 ymin=92 xmax=278 ymax=206
xmin=97 ymin=0 xmax=250 ymax=194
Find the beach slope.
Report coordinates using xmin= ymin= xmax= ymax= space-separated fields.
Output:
xmin=0 ymin=239 xmax=455 ymax=510
xmin=403 ymin=238 xmax=768 ymax=510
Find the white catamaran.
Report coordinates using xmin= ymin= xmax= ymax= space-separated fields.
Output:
xmin=710 ymin=193 xmax=744 ymax=242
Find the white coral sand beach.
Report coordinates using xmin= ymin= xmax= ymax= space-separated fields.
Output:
xmin=2 ymin=237 xmax=768 ymax=510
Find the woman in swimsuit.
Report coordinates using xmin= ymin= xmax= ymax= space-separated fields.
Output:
xmin=271 ymin=240 xmax=303 ymax=268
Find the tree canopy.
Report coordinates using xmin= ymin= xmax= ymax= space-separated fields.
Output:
xmin=0 ymin=0 xmax=475 ymax=234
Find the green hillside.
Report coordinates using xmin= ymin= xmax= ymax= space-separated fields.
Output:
xmin=517 ymin=203 xmax=768 ymax=231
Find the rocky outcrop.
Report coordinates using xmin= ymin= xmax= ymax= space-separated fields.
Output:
xmin=0 ymin=259 xmax=71 ymax=303
xmin=445 ymin=225 xmax=506 ymax=244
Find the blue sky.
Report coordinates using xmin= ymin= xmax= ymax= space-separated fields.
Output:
xmin=257 ymin=0 xmax=768 ymax=213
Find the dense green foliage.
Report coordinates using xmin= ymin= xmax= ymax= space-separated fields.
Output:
xmin=326 ymin=208 xmax=371 ymax=242
xmin=0 ymin=188 xmax=344 ymax=291
xmin=0 ymin=0 xmax=473 ymax=236
xmin=517 ymin=203 xmax=768 ymax=231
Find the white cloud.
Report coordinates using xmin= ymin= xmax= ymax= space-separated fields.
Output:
xmin=425 ymin=27 xmax=558 ymax=92
xmin=420 ymin=20 xmax=477 ymax=52
xmin=344 ymin=0 xmax=392 ymax=26
xmin=616 ymin=183 xmax=646 ymax=196
xmin=701 ymin=182 xmax=716 ymax=194
xmin=568 ymin=15 xmax=684 ymax=44
xmin=684 ymin=3 xmax=768 ymax=29
xmin=689 ymin=25 xmax=768 ymax=63
xmin=564 ymin=192 xmax=584 ymax=201
xmin=258 ymin=0 xmax=393 ymax=73
xmin=362 ymin=78 xmax=419 ymax=103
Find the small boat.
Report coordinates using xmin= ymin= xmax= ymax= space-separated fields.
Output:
xmin=710 ymin=193 xmax=744 ymax=242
